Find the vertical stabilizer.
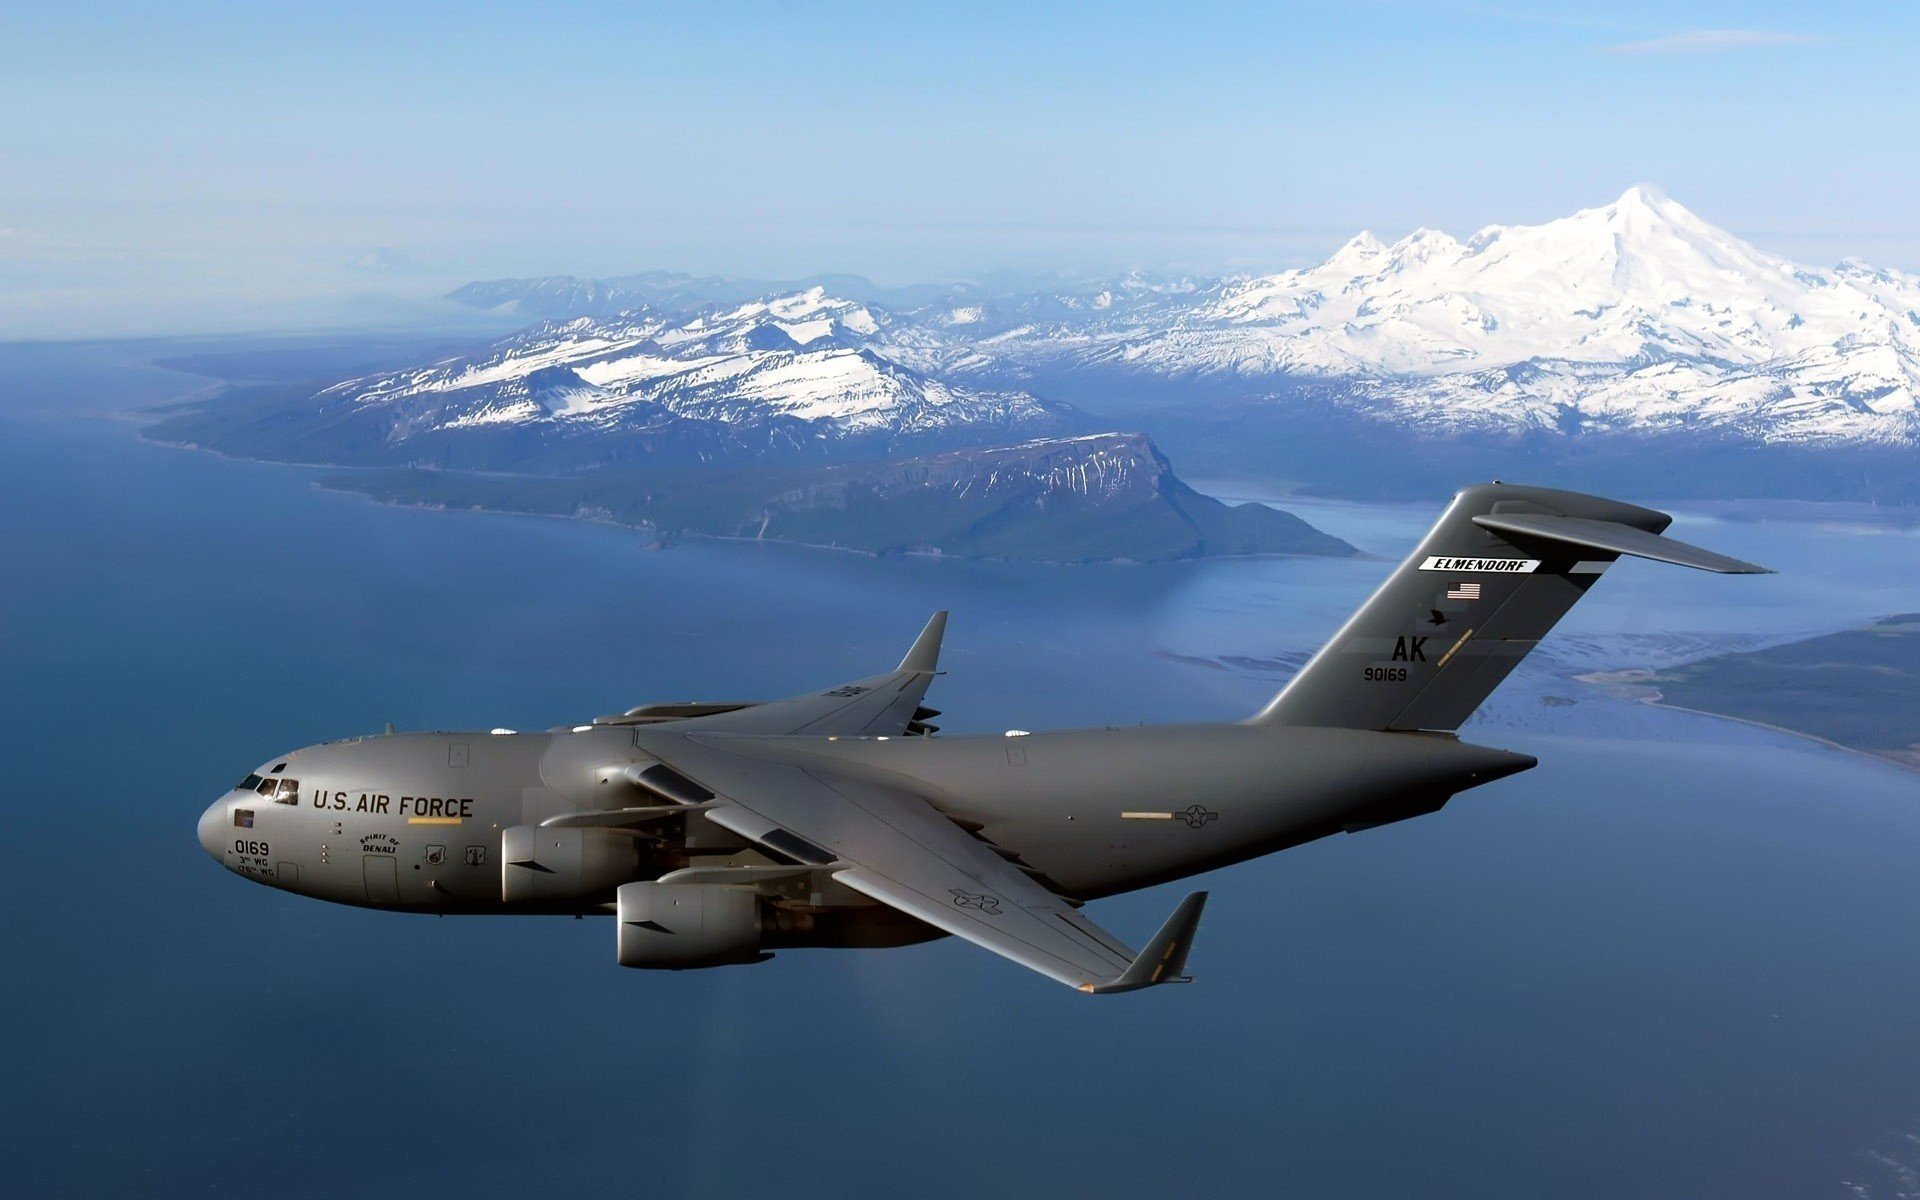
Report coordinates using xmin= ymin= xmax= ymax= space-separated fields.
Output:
xmin=1250 ymin=483 xmax=1767 ymax=732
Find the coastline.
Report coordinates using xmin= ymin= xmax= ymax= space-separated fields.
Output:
xmin=1576 ymin=667 xmax=1920 ymax=777
xmin=139 ymin=424 xmax=1362 ymax=568
xmin=302 ymin=474 xmax=1365 ymax=567
xmin=133 ymin=375 xmax=1364 ymax=566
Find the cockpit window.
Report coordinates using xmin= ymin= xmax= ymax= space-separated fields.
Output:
xmin=272 ymin=778 xmax=299 ymax=804
xmin=238 ymin=774 xmax=263 ymax=792
xmin=255 ymin=777 xmax=277 ymax=795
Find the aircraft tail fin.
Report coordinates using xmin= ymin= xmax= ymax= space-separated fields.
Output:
xmin=1250 ymin=483 xmax=1770 ymax=733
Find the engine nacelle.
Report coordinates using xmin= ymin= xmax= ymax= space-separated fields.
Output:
xmin=501 ymin=825 xmax=644 ymax=906
xmin=616 ymin=882 xmax=765 ymax=969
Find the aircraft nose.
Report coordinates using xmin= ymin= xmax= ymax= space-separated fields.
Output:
xmin=198 ymin=799 xmax=229 ymax=863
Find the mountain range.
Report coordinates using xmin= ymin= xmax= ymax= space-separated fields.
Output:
xmin=148 ymin=290 xmax=1084 ymax=473
xmin=925 ymin=187 xmax=1920 ymax=450
xmin=449 ymin=188 xmax=1920 ymax=458
xmin=142 ymin=300 xmax=1352 ymax=560
xmin=148 ymin=188 xmax=1920 ymax=554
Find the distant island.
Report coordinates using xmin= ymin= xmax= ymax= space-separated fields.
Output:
xmin=314 ymin=432 xmax=1356 ymax=563
xmin=1581 ymin=615 xmax=1920 ymax=771
xmin=141 ymin=334 xmax=1356 ymax=565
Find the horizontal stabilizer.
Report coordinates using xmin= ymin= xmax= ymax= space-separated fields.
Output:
xmin=1087 ymin=891 xmax=1209 ymax=994
xmin=1470 ymin=513 xmax=1772 ymax=574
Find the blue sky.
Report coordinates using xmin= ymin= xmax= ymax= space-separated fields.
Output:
xmin=1 ymin=1 xmax=1914 ymax=335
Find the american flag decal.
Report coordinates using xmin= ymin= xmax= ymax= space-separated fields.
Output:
xmin=1446 ymin=582 xmax=1481 ymax=600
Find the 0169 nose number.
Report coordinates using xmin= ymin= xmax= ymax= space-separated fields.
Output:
xmin=233 ymin=839 xmax=270 ymax=856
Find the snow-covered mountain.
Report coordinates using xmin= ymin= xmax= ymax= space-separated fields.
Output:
xmin=431 ymin=189 xmax=1920 ymax=448
xmin=159 ymin=287 xmax=1080 ymax=471
xmin=170 ymin=188 xmax=1920 ymax=505
xmin=908 ymin=187 xmax=1920 ymax=446
xmin=1186 ymin=186 xmax=1907 ymax=373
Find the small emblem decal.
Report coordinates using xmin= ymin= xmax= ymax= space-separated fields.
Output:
xmin=464 ymin=845 xmax=486 ymax=867
xmin=950 ymin=888 xmax=1002 ymax=916
xmin=424 ymin=844 xmax=446 ymax=867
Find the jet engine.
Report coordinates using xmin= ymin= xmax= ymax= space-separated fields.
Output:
xmin=616 ymin=882 xmax=765 ymax=969
xmin=501 ymin=825 xmax=646 ymax=906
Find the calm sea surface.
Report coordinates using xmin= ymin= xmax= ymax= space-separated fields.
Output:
xmin=6 ymin=339 xmax=1920 ymax=1198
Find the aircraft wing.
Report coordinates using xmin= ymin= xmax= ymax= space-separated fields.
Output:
xmin=637 ymin=729 xmax=1207 ymax=993
xmin=670 ymin=612 xmax=948 ymax=738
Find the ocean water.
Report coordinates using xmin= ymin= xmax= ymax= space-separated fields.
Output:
xmin=6 ymin=339 xmax=1920 ymax=1198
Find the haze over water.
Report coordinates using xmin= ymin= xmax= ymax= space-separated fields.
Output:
xmin=7 ymin=339 xmax=1920 ymax=1198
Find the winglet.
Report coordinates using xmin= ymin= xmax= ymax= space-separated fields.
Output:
xmin=1086 ymin=891 xmax=1209 ymax=994
xmin=897 ymin=611 xmax=948 ymax=673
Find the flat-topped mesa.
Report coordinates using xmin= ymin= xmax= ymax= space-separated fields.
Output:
xmin=744 ymin=432 xmax=1358 ymax=562
xmin=306 ymin=430 xmax=1357 ymax=564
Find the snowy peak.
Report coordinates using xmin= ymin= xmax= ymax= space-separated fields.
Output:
xmin=972 ymin=187 xmax=1920 ymax=443
xmin=656 ymin=286 xmax=887 ymax=357
xmin=1448 ymin=185 xmax=1815 ymax=346
xmin=1200 ymin=185 xmax=1867 ymax=371
xmin=301 ymin=291 xmax=1078 ymax=461
xmin=424 ymin=189 xmax=1920 ymax=449
xmin=708 ymin=286 xmax=883 ymax=347
xmin=1325 ymin=230 xmax=1386 ymax=269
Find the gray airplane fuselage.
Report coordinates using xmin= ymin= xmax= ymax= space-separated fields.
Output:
xmin=196 ymin=483 xmax=1768 ymax=986
xmin=197 ymin=722 xmax=1530 ymax=919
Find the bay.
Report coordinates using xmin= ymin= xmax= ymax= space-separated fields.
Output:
xmin=5 ymin=338 xmax=1920 ymax=1199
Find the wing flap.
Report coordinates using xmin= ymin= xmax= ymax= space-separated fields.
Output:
xmin=834 ymin=868 xmax=1132 ymax=990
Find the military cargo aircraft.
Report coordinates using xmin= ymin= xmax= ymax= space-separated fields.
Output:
xmin=198 ymin=484 xmax=1768 ymax=993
